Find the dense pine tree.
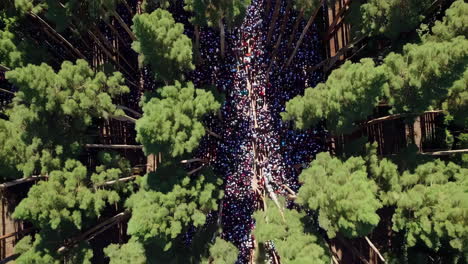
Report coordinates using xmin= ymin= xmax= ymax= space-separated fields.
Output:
xmin=297 ymin=152 xmax=382 ymax=238
xmin=0 ymin=60 xmax=128 ymax=179
xmin=132 ymin=8 xmax=194 ymax=83
xmin=253 ymin=198 xmax=330 ymax=263
xmin=136 ymin=81 xmax=220 ymax=157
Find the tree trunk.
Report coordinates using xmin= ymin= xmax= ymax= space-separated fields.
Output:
xmin=324 ymin=0 xmax=352 ymax=40
xmin=57 ymin=212 xmax=130 ymax=254
xmin=268 ymin=0 xmax=292 ymax=66
xmin=285 ymin=1 xmax=323 ymax=68
xmin=181 ymin=158 xmax=208 ymax=164
xmin=0 ymin=88 xmax=14 ymax=95
xmin=266 ymin=0 xmax=272 ymax=14
xmin=194 ymin=25 xmax=203 ymax=63
xmin=363 ymin=110 xmax=443 ymax=127
xmin=93 ymin=26 xmax=136 ymax=71
xmin=0 ymin=65 xmax=10 ymax=72
xmin=364 ymin=236 xmax=386 ymax=263
xmin=87 ymin=29 xmax=133 ymax=77
xmin=104 ymin=17 xmax=128 ymax=46
xmin=307 ymin=35 xmax=366 ymax=73
xmin=29 ymin=12 xmax=86 ymax=59
xmin=113 ymin=11 xmax=136 ymax=41
xmin=109 ymin=114 xmax=138 ymax=123
xmin=206 ymin=128 xmax=222 ymax=139
xmin=0 ymin=176 xmax=47 ymax=190
xmin=337 ymin=235 xmax=370 ymax=264
xmin=188 ymin=165 xmax=205 ymax=175
xmin=97 ymin=175 xmax=138 ymax=187
xmin=116 ymin=105 xmax=142 ymax=117
xmin=287 ymin=9 xmax=304 ymax=50
xmin=266 ymin=0 xmax=282 ymax=43
xmin=84 ymin=144 xmax=143 ymax=150
xmin=218 ymin=18 xmax=225 ymax=58
xmin=279 ymin=0 xmax=293 ymax=37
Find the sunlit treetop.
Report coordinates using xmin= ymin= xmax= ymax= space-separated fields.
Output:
xmin=132 ymin=8 xmax=194 ymax=83
xmin=14 ymin=234 xmax=93 ymax=264
xmin=444 ymin=68 xmax=468 ymax=128
xmin=391 ymin=160 xmax=468 ymax=253
xmin=13 ymin=159 xmax=122 ymax=231
xmin=201 ymin=237 xmax=239 ymax=264
xmin=136 ymin=81 xmax=220 ymax=157
xmin=12 ymin=158 xmax=128 ymax=264
xmin=0 ymin=12 xmax=50 ymax=69
xmin=297 ymin=152 xmax=382 ymax=238
xmin=384 ymin=36 xmax=468 ymax=115
xmin=253 ymin=198 xmax=330 ymax=264
xmin=104 ymin=240 xmax=147 ymax=264
xmin=0 ymin=59 xmax=128 ymax=178
xmin=422 ymin=0 xmax=468 ymax=43
xmin=0 ymin=27 xmax=24 ymax=68
xmin=359 ymin=0 xmax=433 ymax=39
xmin=125 ymin=168 xmax=223 ymax=251
xmin=281 ymin=58 xmax=387 ymax=134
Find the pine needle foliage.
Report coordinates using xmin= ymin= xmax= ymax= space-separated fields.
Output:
xmin=12 ymin=159 xmax=127 ymax=263
xmin=253 ymin=198 xmax=330 ymax=264
xmin=297 ymin=152 xmax=382 ymax=238
xmin=359 ymin=0 xmax=434 ymax=39
xmin=282 ymin=0 xmax=468 ymax=134
xmin=0 ymin=59 xmax=128 ymax=179
xmin=104 ymin=240 xmax=147 ymax=264
xmin=136 ymin=81 xmax=220 ymax=157
xmin=391 ymin=160 xmax=468 ymax=254
xmin=132 ymin=8 xmax=194 ymax=83
xmin=125 ymin=169 xmax=223 ymax=252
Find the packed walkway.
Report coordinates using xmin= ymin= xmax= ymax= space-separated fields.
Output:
xmin=187 ymin=0 xmax=326 ymax=261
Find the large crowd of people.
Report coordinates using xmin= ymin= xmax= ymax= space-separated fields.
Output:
xmin=184 ymin=0 xmax=327 ymax=261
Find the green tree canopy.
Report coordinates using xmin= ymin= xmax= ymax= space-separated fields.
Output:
xmin=281 ymin=58 xmax=387 ymax=134
xmin=125 ymin=168 xmax=223 ymax=252
xmin=136 ymin=81 xmax=220 ymax=157
xmin=0 ymin=60 xmax=128 ymax=178
xmin=0 ymin=12 xmax=49 ymax=69
xmin=443 ymin=67 xmax=468 ymax=128
xmin=253 ymin=198 xmax=330 ymax=264
xmin=0 ymin=27 xmax=23 ymax=69
xmin=363 ymin=143 xmax=468 ymax=257
xmin=384 ymin=36 xmax=468 ymax=114
xmin=202 ymin=237 xmax=239 ymax=264
xmin=391 ymin=160 xmax=468 ymax=254
xmin=104 ymin=240 xmax=147 ymax=264
xmin=12 ymin=159 xmax=126 ymax=263
xmin=283 ymin=0 xmax=468 ymax=134
xmin=297 ymin=152 xmax=382 ymax=238
xmin=423 ymin=0 xmax=468 ymax=43
xmin=132 ymin=8 xmax=194 ymax=83
xmin=13 ymin=159 xmax=122 ymax=231
xmin=364 ymin=143 xmax=402 ymax=205
xmin=359 ymin=0 xmax=433 ymax=40
xmin=14 ymin=234 xmax=93 ymax=264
